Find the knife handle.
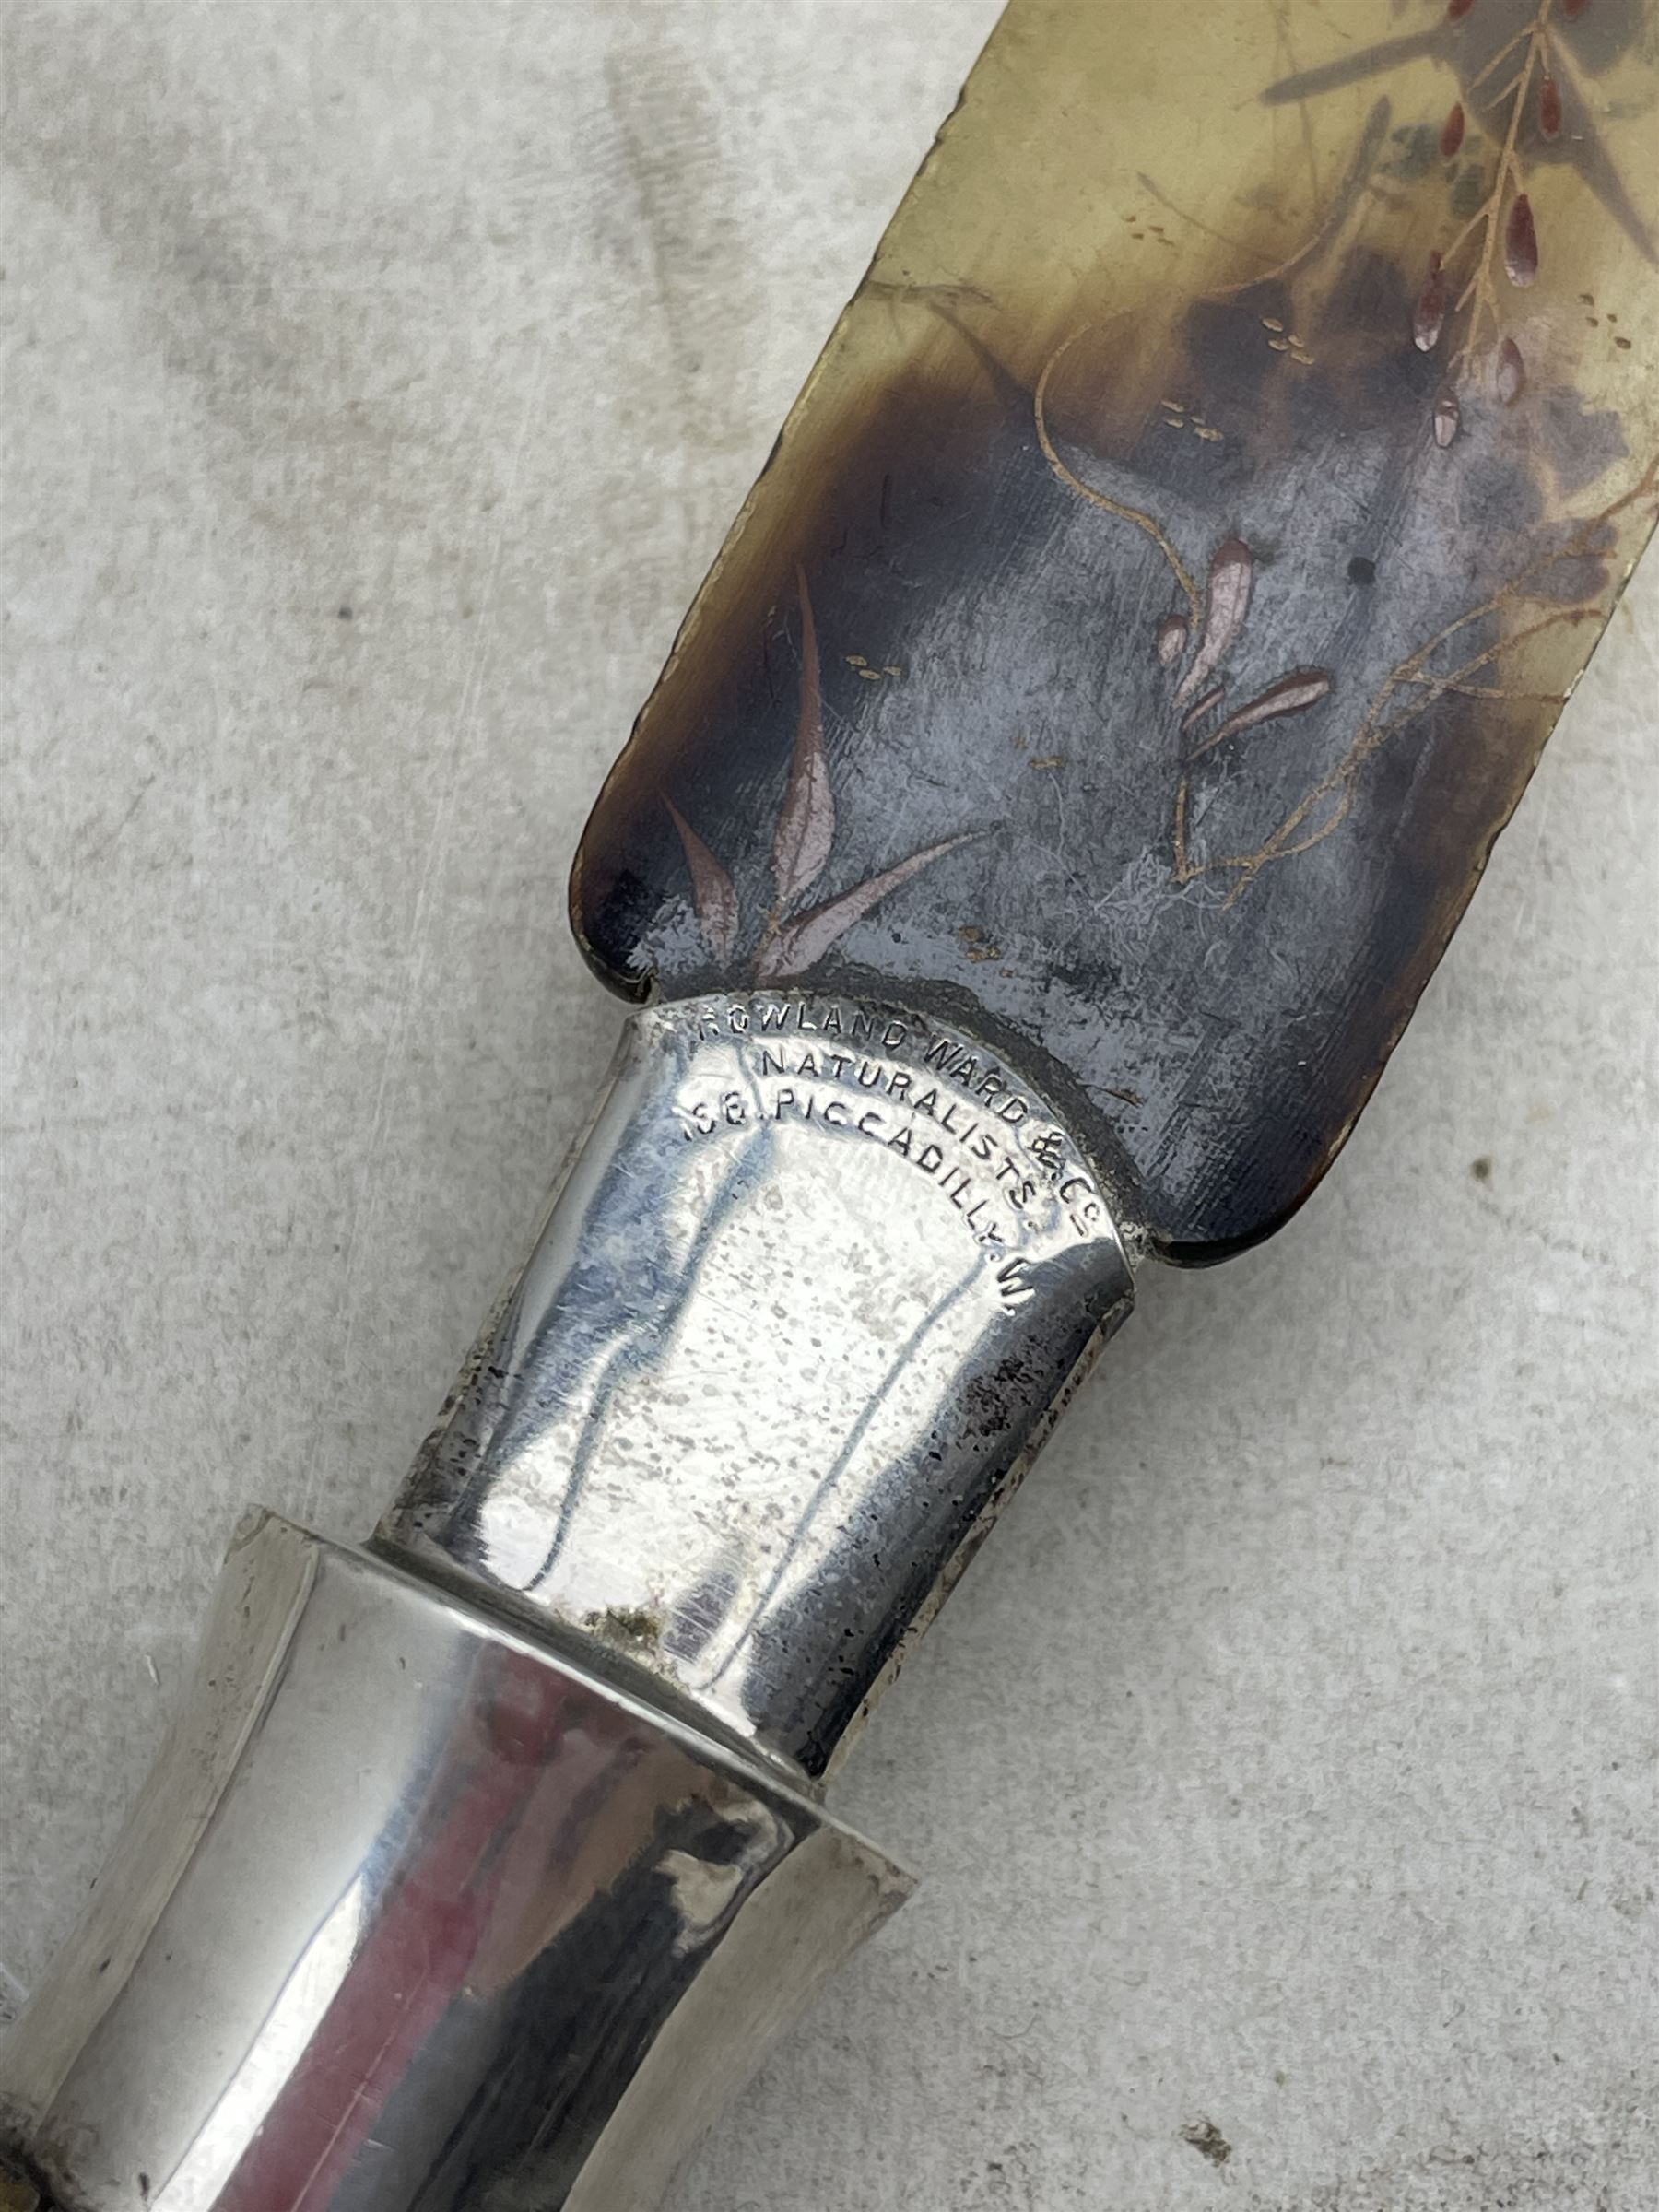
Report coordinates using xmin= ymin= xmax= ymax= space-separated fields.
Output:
xmin=2 ymin=987 xmax=1133 ymax=2212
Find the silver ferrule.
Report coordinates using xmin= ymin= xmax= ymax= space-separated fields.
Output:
xmin=0 ymin=1515 xmax=908 ymax=2212
xmin=2 ymin=990 xmax=1135 ymax=2212
xmin=377 ymin=990 xmax=1136 ymax=1780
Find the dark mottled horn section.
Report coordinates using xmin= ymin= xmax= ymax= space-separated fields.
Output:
xmin=571 ymin=0 xmax=1659 ymax=1261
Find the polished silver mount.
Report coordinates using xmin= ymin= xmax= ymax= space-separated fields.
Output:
xmin=382 ymin=991 xmax=1136 ymax=1778
xmin=0 ymin=1516 xmax=906 ymax=2212
xmin=1 ymin=992 xmax=1135 ymax=2212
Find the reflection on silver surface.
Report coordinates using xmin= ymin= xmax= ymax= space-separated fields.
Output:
xmin=380 ymin=992 xmax=1135 ymax=1777
xmin=163 ymin=1870 xmax=369 ymax=2212
xmin=0 ymin=1515 xmax=907 ymax=2212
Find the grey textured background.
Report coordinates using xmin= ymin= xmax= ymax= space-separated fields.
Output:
xmin=2 ymin=5 xmax=1654 ymax=2207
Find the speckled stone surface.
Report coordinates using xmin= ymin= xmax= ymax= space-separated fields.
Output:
xmin=2 ymin=6 xmax=1653 ymax=2206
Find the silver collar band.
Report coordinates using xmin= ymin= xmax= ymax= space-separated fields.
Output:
xmin=380 ymin=991 xmax=1135 ymax=1780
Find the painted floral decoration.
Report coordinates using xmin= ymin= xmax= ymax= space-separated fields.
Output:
xmin=666 ymin=572 xmax=976 ymax=981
